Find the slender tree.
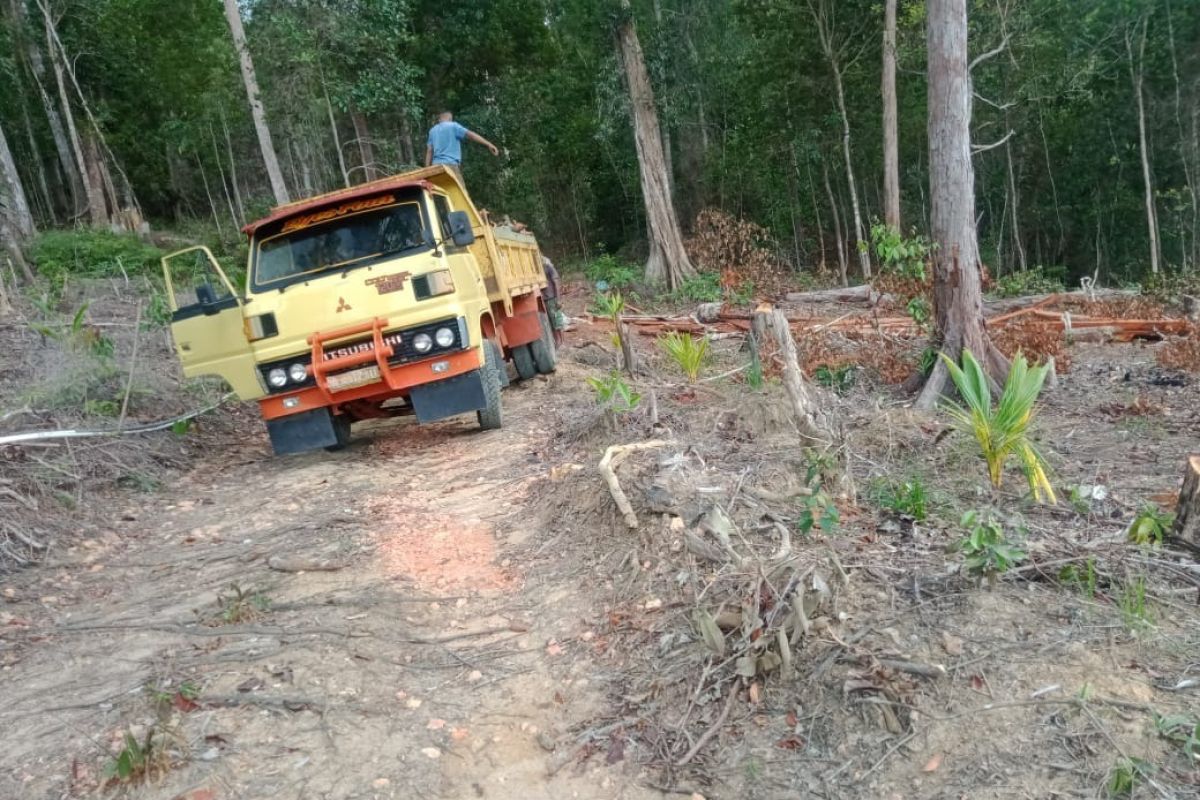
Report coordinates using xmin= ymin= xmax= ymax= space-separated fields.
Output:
xmin=0 ymin=118 xmax=36 ymax=239
xmin=881 ymin=0 xmax=900 ymax=230
xmin=1127 ymin=15 xmax=1161 ymax=274
xmin=916 ymin=0 xmax=1006 ymax=410
xmin=223 ymin=0 xmax=289 ymax=205
xmin=616 ymin=2 xmax=696 ymax=290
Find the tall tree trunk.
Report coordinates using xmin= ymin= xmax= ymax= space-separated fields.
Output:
xmin=822 ymin=159 xmax=848 ymax=287
xmin=1165 ymin=0 xmax=1196 ymax=270
xmin=10 ymin=0 xmax=81 ymax=212
xmin=81 ymin=132 xmax=112 ymax=227
xmin=19 ymin=101 xmax=56 ymax=226
xmin=321 ymin=76 xmax=351 ymax=188
xmin=220 ymin=108 xmax=245 ymax=224
xmin=196 ymin=156 xmax=224 ymax=236
xmin=223 ymin=0 xmax=289 ymax=204
xmin=916 ymin=0 xmax=1006 ymax=410
xmin=810 ymin=0 xmax=871 ymax=279
xmin=1127 ymin=17 xmax=1160 ymax=274
xmin=615 ymin=5 xmax=696 ymax=289
xmin=1005 ymin=134 xmax=1027 ymax=272
xmin=350 ymin=111 xmax=377 ymax=182
xmin=0 ymin=119 xmax=36 ymax=239
xmin=41 ymin=0 xmax=104 ymax=225
xmin=210 ymin=125 xmax=239 ymax=231
xmin=881 ymin=0 xmax=901 ymax=230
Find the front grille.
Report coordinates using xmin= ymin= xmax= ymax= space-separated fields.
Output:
xmin=258 ymin=317 xmax=465 ymax=394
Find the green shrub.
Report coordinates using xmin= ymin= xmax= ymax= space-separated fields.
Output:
xmin=658 ymin=331 xmax=710 ymax=382
xmin=868 ymin=223 xmax=932 ymax=280
xmin=875 ymin=478 xmax=930 ymax=521
xmin=584 ymin=254 xmax=641 ymax=289
xmin=29 ymin=230 xmax=164 ymax=285
xmin=956 ymin=510 xmax=1026 ymax=588
xmin=1127 ymin=504 xmax=1174 ymax=547
xmin=673 ymin=271 xmax=723 ymax=303
xmin=587 ymin=371 xmax=641 ymax=414
xmin=814 ymin=364 xmax=856 ymax=394
xmin=990 ymin=267 xmax=1066 ymax=298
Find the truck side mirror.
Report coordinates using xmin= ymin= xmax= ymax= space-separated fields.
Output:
xmin=447 ymin=211 xmax=475 ymax=247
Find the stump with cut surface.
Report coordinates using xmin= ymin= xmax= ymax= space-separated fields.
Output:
xmin=1174 ymin=455 xmax=1200 ymax=545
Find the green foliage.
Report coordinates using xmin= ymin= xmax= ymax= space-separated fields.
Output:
xmin=103 ymin=729 xmax=158 ymax=783
xmin=1142 ymin=269 xmax=1200 ymax=303
xmin=869 ymin=223 xmax=931 ymax=280
xmin=658 ymin=331 xmax=710 ymax=382
xmin=1118 ymin=575 xmax=1152 ymax=632
xmin=814 ymin=364 xmax=856 ymax=394
xmin=216 ymin=583 xmax=270 ymax=624
xmin=29 ymin=231 xmax=163 ymax=285
xmin=672 ymin=272 xmax=722 ymax=303
xmin=1127 ymin=504 xmax=1174 ymax=547
xmin=798 ymin=450 xmax=840 ymax=535
xmin=940 ymin=349 xmax=1056 ymax=503
xmin=1106 ymin=757 xmax=1155 ymax=797
xmin=956 ymin=510 xmax=1026 ymax=587
xmin=589 ymin=290 xmax=626 ymax=321
xmin=1058 ymin=558 xmax=1098 ymax=599
xmin=587 ymin=371 xmax=640 ymax=414
xmin=875 ymin=479 xmax=930 ymax=521
xmin=990 ymin=267 xmax=1067 ymax=299
xmin=584 ymin=254 xmax=641 ymax=290
xmin=905 ymin=296 xmax=931 ymax=330
xmin=1153 ymin=711 xmax=1200 ymax=759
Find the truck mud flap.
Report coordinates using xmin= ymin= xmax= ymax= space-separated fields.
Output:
xmin=409 ymin=369 xmax=487 ymax=423
xmin=266 ymin=407 xmax=342 ymax=456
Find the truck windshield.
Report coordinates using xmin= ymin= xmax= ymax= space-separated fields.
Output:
xmin=254 ymin=200 xmax=427 ymax=287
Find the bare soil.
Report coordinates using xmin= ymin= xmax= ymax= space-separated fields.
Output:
xmin=2 ymin=282 xmax=1200 ymax=800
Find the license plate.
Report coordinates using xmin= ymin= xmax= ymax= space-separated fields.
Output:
xmin=327 ymin=364 xmax=381 ymax=391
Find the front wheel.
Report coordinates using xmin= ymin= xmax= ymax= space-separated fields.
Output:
xmin=476 ymin=340 xmax=504 ymax=431
xmin=530 ymin=312 xmax=557 ymax=374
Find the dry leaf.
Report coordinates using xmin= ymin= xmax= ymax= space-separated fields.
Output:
xmin=922 ymin=753 xmax=943 ymax=772
xmin=940 ymin=631 xmax=964 ymax=656
xmin=748 ymin=682 xmax=762 ymax=704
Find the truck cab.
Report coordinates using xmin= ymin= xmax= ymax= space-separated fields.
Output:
xmin=162 ymin=167 xmax=555 ymax=455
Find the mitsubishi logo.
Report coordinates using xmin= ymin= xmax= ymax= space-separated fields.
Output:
xmin=336 ymin=297 xmax=352 ymax=313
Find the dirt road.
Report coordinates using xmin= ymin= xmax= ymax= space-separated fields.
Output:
xmin=0 ymin=369 xmax=662 ymax=800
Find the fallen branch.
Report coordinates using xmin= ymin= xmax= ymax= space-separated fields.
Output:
xmin=676 ymin=680 xmax=740 ymax=766
xmin=598 ymin=440 xmax=671 ymax=529
xmin=0 ymin=393 xmax=235 ymax=446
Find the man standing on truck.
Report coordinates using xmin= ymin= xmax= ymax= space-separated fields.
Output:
xmin=425 ymin=111 xmax=500 ymax=177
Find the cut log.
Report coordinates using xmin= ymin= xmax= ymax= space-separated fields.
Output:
xmin=783 ymin=284 xmax=884 ymax=305
xmin=1173 ymin=455 xmax=1200 ymax=545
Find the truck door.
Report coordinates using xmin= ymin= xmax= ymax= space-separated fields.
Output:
xmin=161 ymin=246 xmax=263 ymax=400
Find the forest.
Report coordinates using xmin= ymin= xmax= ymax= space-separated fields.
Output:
xmin=0 ymin=0 xmax=1197 ymax=287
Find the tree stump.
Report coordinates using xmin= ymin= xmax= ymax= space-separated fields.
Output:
xmin=1173 ymin=455 xmax=1200 ymax=545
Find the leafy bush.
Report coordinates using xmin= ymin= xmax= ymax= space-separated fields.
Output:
xmin=941 ymin=349 xmax=1056 ymax=503
xmin=589 ymin=290 xmax=626 ymax=321
xmin=1127 ymin=504 xmax=1174 ymax=547
xmin=584 ymin=254 xmax=641 ymax=290
xmin=673 ymin=271 xmax=723 ymax=303
xmin=814 ymin=364 xmax=856 ymax=394
xmin=1141 ymin=269 xmax=1200 ymax=304
xmin=868 ymin=223 xmax=932 ymax=281
xmin=876 ymin=479 xmax=930 ymax=521
xmin=990 ymin=267 xmax=1066 ymax=298
xmin=956 ymin=510 xmax=1026 ymax=587
xmin=30 ymin=230 xmax=164 ymax=286
xmin=587 ymin=371 xmax=641 ymax=414
xmin=658 ymin=331 xmax=710 ymax=382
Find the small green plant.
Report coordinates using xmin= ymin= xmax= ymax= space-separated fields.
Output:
xmin=674 ymin=271 xmax=723 ymax=302
xmin=584 ymin=254 xmax=641 ymax=289
xmin=797 ymin=450 xmax=840 ymax=535
xmin=216 ymin=583 xmax=270 ymax=624
xmin=990 ymin=266 xmax=1066 ymax=299
xmin=956 ymin=510 xmax=1026 ymax=588
xmin=868 ymin=223 xmax=932 ymax=280
xmin=1152 ymin=711 xmax=1200 ymax=759
xmin=1058 ymin=558 xmax=1098 ymax=599
xmin=103 ymin=729 xmax=164 ymax=784
xmin=587 ymin=371 xmax=641 ymax=414
xmin=1127 ymin=504 xmax=1174 ymax=547
xmin=746 ymin=332 xmax=764 ymax=390
xmin=658 ymin=331 xmax=710 ymax=383
xmin=905 ymin=295 xmax=931 ymax=330
xmin=941 ymin=349 xmax=1056 ymax=503
xmin=589 ymin=290 xmax=626 ymax=321
xmin=1106 ymin=757 xmax=1154 ymax=797
xmin=1118 ymin=575 xmax=1152 ymax=632
xmin=878 ymin=479 xmax=930 ymax=521
xmin=814 ymin=364 xmax=856 ymax=394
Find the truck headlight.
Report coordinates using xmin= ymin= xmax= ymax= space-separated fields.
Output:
xmin=288 ymin=363 xmax=308 ymax=383
xmin=268 ymin=367 xmax=288 ymax=388
xmin=434 ymin=327 xmax=455 ymax=348
xmin=413 ymin=333 xmax=433 ymax=353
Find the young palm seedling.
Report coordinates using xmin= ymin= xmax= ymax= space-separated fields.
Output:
xmin=658 ymin=331 xmax=710 ymax=383
xmin=940 ymin=349 xmax=1056 ymax=503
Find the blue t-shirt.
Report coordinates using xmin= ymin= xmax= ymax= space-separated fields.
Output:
xmin=428 ymin=121 xmax=470 ymax=165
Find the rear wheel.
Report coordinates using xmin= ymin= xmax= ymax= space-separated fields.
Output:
xmin=476 ymin=340 xmax=504 ymax=431
xmin=511 ymin=343 xmax=536 ymax=380
xmin=530 ymin=312 xmax=557 ymax=374
xmin=324 ymin=413 xmax=352 ymax=451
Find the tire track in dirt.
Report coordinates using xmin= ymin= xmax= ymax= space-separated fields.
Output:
xmin=0 ymin=369 xmax=663 ymax=800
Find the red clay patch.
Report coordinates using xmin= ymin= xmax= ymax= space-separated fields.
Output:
xmin=370 ymin=500 xmax=516 ymax=594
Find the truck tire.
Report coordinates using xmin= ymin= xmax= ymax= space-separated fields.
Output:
xmin=476 ymin=340 xmax=504 ymax=431
xmin=530 ymin=312 xmax=557 ymax=374
xmin=511 ymin=344 xmax=536 ymax=381
xmin=324 ymin=413 xmax=353 ymax=452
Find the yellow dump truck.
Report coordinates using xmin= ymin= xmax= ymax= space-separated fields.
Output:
xmin=161 ymin=166 xmax=556 ymax=455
